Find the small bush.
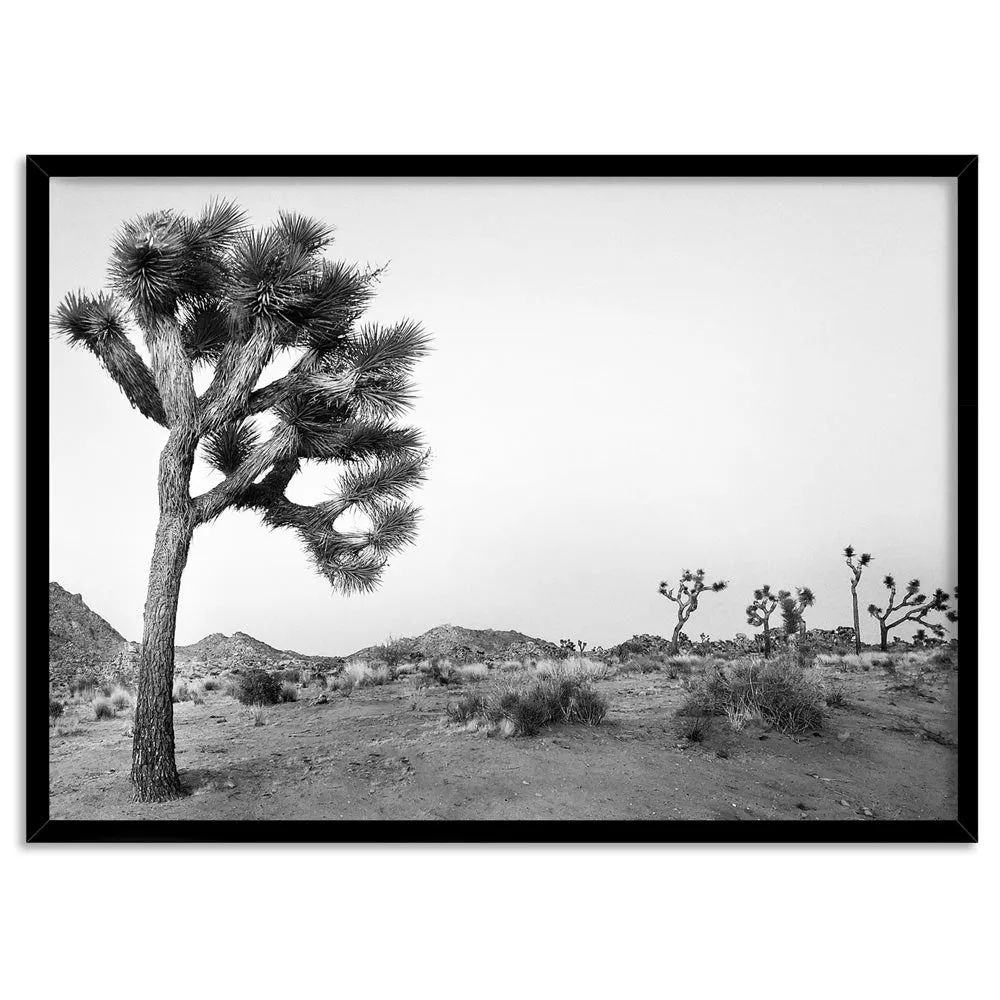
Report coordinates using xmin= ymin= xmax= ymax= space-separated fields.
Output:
xmin=250 ymin=703 xmax=269 ymax=726
xmin=825 ymin=683 xmax=848 ymax=707
xmin=421 ymin=661 xmax=462 ymax=686
xmin=678 ymin=715 xmax=711 ymax=742
xmin=279 ymin=681 xmax=299 ymax=703
xmin=109 ymin=686 xmax=132 ymax=712
xmin=202 ymin=677 xmax=222 ymax=691
xmin=928 ymin=649 xmax=957 ymax=669
xmin=447 ymin=690 xmax=487 ymax=725
xmin=190 ymin=683 xmax=206 ymax=705
xmin=49 ymin=699 xmax=65 ymax=724
xmin=509 ymin=694 xmax=550 ymax=736
xmin=571 ymin=685 xmax=609 ymax=725
xmin=678 ymin=656 xmax=824 ymax=734
xmin=457 ymin=663 xmax=490 ymax=682
xmin=237 ymin=669 xmax=282 ymax=706
xmin=173 ymin=680 xmax=191 ymax=703
xmin=445 ymin=673 xmax=609 ymax=736
xmin=279 ymin=667 xmax=302 ymax=684
xmin=92 ymin=696 xmax=115 ymax=720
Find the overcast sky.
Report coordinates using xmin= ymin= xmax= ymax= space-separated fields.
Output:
xmin=48 ymin=177 xmax=957 ymax=654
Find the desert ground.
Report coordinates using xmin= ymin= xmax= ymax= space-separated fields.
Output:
xmin=48 ymin=651 xmax=959 ymax=821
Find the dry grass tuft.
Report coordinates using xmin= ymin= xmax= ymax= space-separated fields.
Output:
xmin=110 ymin=685 xmax=132 ymax=712
xmin=92 ymin=696 xmax=115 ymax=720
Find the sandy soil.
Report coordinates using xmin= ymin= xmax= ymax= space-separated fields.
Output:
xmin=48 ymin=662 xmax=959 ymax=822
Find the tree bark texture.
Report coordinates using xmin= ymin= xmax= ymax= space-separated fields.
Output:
xmin=670 ymin=621 xmax=684 ymax=656
xmin=131 ymin=427 xmax=197 ymax=802
xmin=851 ymin=581 xmax=862 ymax=655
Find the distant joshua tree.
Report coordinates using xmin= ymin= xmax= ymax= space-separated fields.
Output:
xmin=53 ymin=202 xmax=431 ymax=801
xmin=559 ymin=639 xmax=588 ymax=657
xmin=780 ymin=587 xmax=816 ymax=638
xmin=659 ymin=569 xmax=728 ymax=655
xmin=746 ymin=585 xmax=780 ymax=658
xmin=867 ymin=576 xmax=954 ymax=651
xmin=844 ymin=545 xmax=873 ymax=655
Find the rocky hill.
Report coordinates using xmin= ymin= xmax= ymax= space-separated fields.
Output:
xmin=174 ymin=631 xmax=342 ymax=675
xmin=350 ymin=624 xmax=560 ymax=662
xmin=48 ymin=582 xmax=138 ymax=687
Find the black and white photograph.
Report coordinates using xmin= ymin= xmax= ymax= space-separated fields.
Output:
xmin=30 ymin=156 xmax=975 ymax=840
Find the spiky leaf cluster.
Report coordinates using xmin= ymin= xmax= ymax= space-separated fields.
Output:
xmin=53 ymin=201 xmax=431 ymax=596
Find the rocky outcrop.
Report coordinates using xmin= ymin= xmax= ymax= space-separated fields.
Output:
xmin=350 ymin=624 xmax=560 ymax=663
xmin=48 ymin=582 xmax=134 ymax=688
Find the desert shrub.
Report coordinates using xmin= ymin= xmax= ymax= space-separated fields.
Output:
xmin=928 ymin=649 xmax=957 ymax=669
xmin=49 ymin=699 xmax=65 ymax=724
xmin=334 ymin=676 xmax=355 ymax=697
xmin=92 ymin=696 xmax=115 ymax=720
xmin=457 ymin=663 xmax=490 ymax=682
xmin=508 ymin=694 xmax=551 ymax=736
xmin=236 ymin=669 xmax=282 ymax=706
xmin=825 ymin=683 xmax=848 ymax=707
xmin=373 ymin=636 xmax=419 ymax=667
xmin=279 ymin=667 xmax=302 ymax=683
xmin=279 ymin=681 xmax=299 ymax=703
xmin=679 ymin=656 xmax=824 ymax=734
xmin=98 ymin=682 xmax=113 ymax=697
xmin=724 ymin=704 xmax=755 ymax=732
xmin=109 ymin=685 xmax=132 ymax=712
xmin=172 ymin=680 xmax=192 ymax=703
xmin=447 ymin=690 xmax=488 ymax=725
xmin=202 ymin=677 xmax=222 ymax=691
xmin=223 ymin=675 xmax=242 ymax=698
xmin=249 ymin=704 xmax=269 ymax=726
xmin=340 ymin=660 xmax=399 ymax=689
xmin=678 ymin=714 xmax=711 ymax=742
xmin=420 ymin=660 xmax=462 ymax=687
xmin=619 ymin=655 xmax=664 ymax=675
xmin=445 ymin=672 xmax=608 ymax=736
xmin=571 ymin=685 xmax=609 ymax=725
xmin=189 ymin=683 xmax=206 ymax=705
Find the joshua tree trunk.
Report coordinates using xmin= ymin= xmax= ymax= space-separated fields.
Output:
xmin=879 ymin=624 xmax=888 ymax=653
xmin=670 ymin=621 xmax=684 ymax=656
xmin=851 ymin=582 xmax=862 ymax=656
xmin=763 ymin=620 xmax=771 ymax=659
xmin=131 ymin=429 xmax=197 ymax=802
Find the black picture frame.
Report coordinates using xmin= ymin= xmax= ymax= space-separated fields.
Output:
xmin=27 ymin=154 xmax=978 ymax=844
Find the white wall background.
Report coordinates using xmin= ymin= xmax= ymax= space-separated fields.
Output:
xmin=4 ymin=3 xmax=995 ymax=999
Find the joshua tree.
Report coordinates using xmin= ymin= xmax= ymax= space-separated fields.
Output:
xmin=53 ymin=203 xmax=431 ymax=801
xmin=658 ymin=569 xmax=727 ymax=655
xmin=779 ymin=586 xmax=816 ymax=638
xmin=867 ymin=576 xmax=954 ymax=652
xmin=746 ymin=585 xmax=780 ymax=658
xmin=844 ymin=545 xmax=872 ymax=655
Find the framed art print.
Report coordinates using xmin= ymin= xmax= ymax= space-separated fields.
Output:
xmin=28 ymin=155 xmax=977 ymax=843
